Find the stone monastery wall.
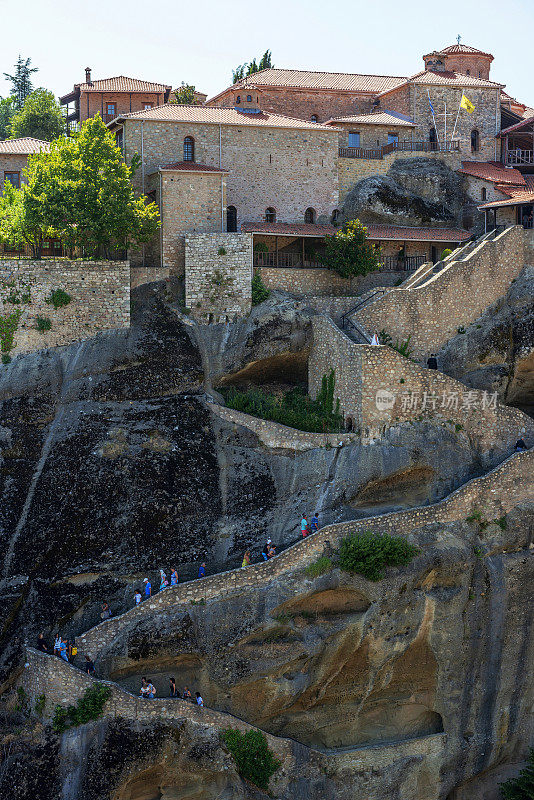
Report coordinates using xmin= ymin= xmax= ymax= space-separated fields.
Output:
xmin=74 ymin=448 xmax=534 ymax=660
xmin=185 ymin=233 xmax=252 ymax=322
xmin=123 ymin=119 xmax=339 ymax=231
xmin=354 ymin=225 xmax=526 ymax=358
xmin=308 ymin=315 xmax=534 ymax=453
xmin=0 ymin=259 xmax=130 ymax=358
xmin=259 ymin=265 xmax=405 ymax=297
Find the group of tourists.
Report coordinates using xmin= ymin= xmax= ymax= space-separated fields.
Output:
xmin=300 ymin=513 xmax=320 ymax=538
xmin=37 ymin=632 xmax=77 ymax=663
xmin=140 ymin=676 xmax=203 ymax=707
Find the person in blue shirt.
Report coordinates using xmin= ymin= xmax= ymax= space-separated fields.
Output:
xmin=144 ymin=578 xmax=151 ymax=598
xmin=170 ymin=569 xmax=178 ymax=586
xmin=59 ymin=638 xmax=69 ymax=662
xmin=310 ymin=513 xmax=319 ymax=533
xmin=198 ymin=563 xmax=206 ymax=578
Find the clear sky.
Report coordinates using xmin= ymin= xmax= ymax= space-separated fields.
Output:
xmin=1 ymin=0 xmax=533 ymax=107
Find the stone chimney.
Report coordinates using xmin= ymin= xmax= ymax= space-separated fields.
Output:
xmin=85 ymin=67 xmax=92 ymax=85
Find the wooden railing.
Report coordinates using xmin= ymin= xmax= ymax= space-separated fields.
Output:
xmin=254 ymin=252 xmax=323 ymax=268
xmin=379 ymin=255 xmax=427 ymax=271
xmin=339 ymin=140 xmax=460 ymax=159
xmin=504 ymin=149 xmax=534 ymax=166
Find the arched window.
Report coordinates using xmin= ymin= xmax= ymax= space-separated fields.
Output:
xmin=183 ymin=136 xmax=194 ymax=161
xmin=247 ymin=95 xmax=252 ymax=102
xmin=311 ymin=114 xmax=318 ymax=123
xmin=265 ymin=207 xmax=276 ymax=223
xmin=466 ymin=69 xmax=470 ymax=75
xmin=236 ymin=95 xmax=241 ymax=104
xmin=471 ymin=129 xmax=480 ymax=153
xmin=481 ymin=187 xmax=487 ymax=201
xmin=304 ymin=207 xmax=315 ymax=224
xmin=331 ymin=209 xmax=340 ymax=225
xmin=227 ymin=205 xmax=237 ymax=232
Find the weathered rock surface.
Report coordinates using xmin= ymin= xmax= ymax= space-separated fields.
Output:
xmin=438 ymin=265 xmax=534 ymax=415
xmin=341 ymin=158 xmax=466 ymax=228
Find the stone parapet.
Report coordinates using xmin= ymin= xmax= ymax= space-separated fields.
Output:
xmin=0 ymin=259 xmax=130 ymax=357
xmin=74 ymin=449 xmax=534 ymax=661
xmin=259 ymin=266 xmax=405 ymax=297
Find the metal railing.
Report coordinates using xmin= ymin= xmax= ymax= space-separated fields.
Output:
xmin=339 ymin=140 xmax=460 ymax=160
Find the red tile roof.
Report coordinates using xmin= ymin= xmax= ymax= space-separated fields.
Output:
xmin=524 ymin=175 xmax=534 ymax=190
xmin=110 ymin=104 xmax=339 ymax=132
xmin=498 ymin=115 xmax=534 ymax=136
xmin=0 ymin=137 xmax=50 ymax=155
xmin=157 ymin=161 xmax=228 ymax=173
xmin=424 ymin=43 xmax=494 ymax=60
xmin=326 ymin=110 xmax=415 ymax=127
xmin=458 ymin=161 xmax=526 ymax=186
xmin=379 ymin=69 xmax=503 ymax=98
xmin=207 ymin=69 xmax=408 ymax=103
xmin=241 ymin=221 xmax=471 ymax=242
xmin=77 ymin=76 xmax=171 ymax=93
xmin=478 ymin=192 xmax=534 ymax=209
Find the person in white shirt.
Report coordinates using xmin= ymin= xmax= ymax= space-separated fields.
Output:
xmin=134 ymin=592 xmax=141 ymax=606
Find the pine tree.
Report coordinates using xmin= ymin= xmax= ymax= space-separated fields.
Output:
xmin=3 ymin=56 xmax=39 ymax=109
xmin=232 ymin=51 xmax=273 ymax=83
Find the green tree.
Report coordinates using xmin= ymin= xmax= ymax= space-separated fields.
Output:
xmin=232 ymin=50 xmax=273 ymax=83
xmin=171 ymin=82 xmax=200 ymax=105
xmin=221 ymin=728 xmax=281 ymax=791
xmin=9 ymin=89 xmax=64 ymax=141
xmin=500 ymin=750 xmax=534 ymax=799
xmin=3 ymin=55 xmax=38 ymax=109
xmin=0 ymin=97 xmax=16 ymax=140
xmin=0 ymin=116 xmax=160 ymax=259
xmin=319 ymin=219 xmax=381 ymax=278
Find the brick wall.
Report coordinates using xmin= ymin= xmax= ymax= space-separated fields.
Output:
xmin=354 ymin=226 xmax=526 ymax=358
xmin=74 ymin=448 xmax=534 ymax=661
xmin=308 ymin=315 xmax=534 ymax=450
xmin=259 ymin=266 xmax=407 ymax=296
xmin=0 ymin=259 xmax=130 ymax=357
xmin=185 ymin=233 xmax=252 ymax=322
xmin=123 ymin=119 xmax=339 ymax=235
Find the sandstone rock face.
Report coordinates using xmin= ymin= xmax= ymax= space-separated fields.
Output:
xmin=438 ymin=266 xmax=534 ymax=415
xmin=341 ymin=158 xmax=466 ymax=227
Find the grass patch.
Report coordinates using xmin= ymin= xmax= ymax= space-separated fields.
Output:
xmin=339 ymin=530 xmax=419 ymax=582
xmin=305 ymin=556 xmax=332 ymax=578
xmin=46 ymin=289 xmax=72 ymax=309
xmin=36 ymin=316 xmax=52 ymax=332
xmin=221 ymin=728 xmax=281 ymax=790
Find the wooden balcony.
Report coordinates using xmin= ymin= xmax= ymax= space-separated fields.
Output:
xmin=504 ymin=149 xmax=534 ymax=166
xmin=339 ymin=140 xmax=460 ymax=160
xmin=253 ymin=253 xmax=426 ymax=271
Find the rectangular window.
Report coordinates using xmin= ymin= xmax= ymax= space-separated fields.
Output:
xmin=106 ymin=102 xmax=117 ymax=117
xmin=348 ymin=132 xmax=360 ymax=148
xmin=387 ymin=132 xmax=399 ymax=144
xmin=4 ymin=171 xmax=20 ymax=188
xmin=143 ymin=102 xmax=153 ymax=110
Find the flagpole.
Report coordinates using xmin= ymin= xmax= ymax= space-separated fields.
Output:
xmin=444 ymin=100 xmax=447 ymax=150
xmin=427 ymin=89 xmax=440 ymax=150
xmin=450 ymin=89 xmax=463 ymax=148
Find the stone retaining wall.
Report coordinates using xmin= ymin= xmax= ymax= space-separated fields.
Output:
xmin=354 ymin=226 xmax=526 ymax=358
xmin=74 ymin=449 xmax=533 ymax=660
xmin=259 ymin=266 xmax=405 ymax=297
xmin=308 ymin=315 xmax=534 ymax=453
xmin=130 ymin=265 xmax=170 ymax=289
xmin=0 ymin=259 xmax=130 ymax=357
xmin=209 ymin=403 xmax=356 ymax=450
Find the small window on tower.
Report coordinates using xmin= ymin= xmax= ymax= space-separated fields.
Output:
xmin=311 ymin=114 xmax=318 ymax=123
xmin=304 ymin=207 xmax=315 ymax=224
xmin=247 ymin=95 xmax=252 ymax=102
xmin=236 ymin=95 xmax=241 ymax=104
xmin=265 ymin=207 xmax=276 ymax=223
xmin=481 ymin=187 xmax=487 ymax=201
xmin=183 ymin=136 xmax=195 ymax=161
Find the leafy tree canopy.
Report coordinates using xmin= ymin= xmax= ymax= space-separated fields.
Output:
xmin=171 ymin=82 xmax=201 ymax=105
xmin=500 ymin=750 xmax=534 ymax=800
xmin=9 ymin=89 xmax=64 ymax=141
xmin=232 ymin=50 xmax=273 ymax=84
xmin=3 ymin=55 xmax=38 ymax=109
xmin=319 ymin=219 xmax=381 ymax=278
xmin=0 ymin=115 xmax=159 ymax=259
xmin=0 ymin=97 xmax=16 ymax=141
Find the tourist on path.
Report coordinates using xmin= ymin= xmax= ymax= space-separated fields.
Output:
xmin=515 ymin=438 xmax=527 ymax=452
xmin=54 ymin=633 xmax=61 ymax=657
xmin=59 ymin=638 xmax=69 ymax=662
xmin=134 ymin=591 xmax=141 ymax=606
xmin=170 ymin=569 xmax=178 ymax=586
xmin=242 ymin=550 xmax=251 ymax=567
xmin=100 ymin=602 xmax=111 ymax=620
xmin=427 ymin=354 xmax=438 ymax=370
xmin=169 ymin=677 xmax=177 ymax=697
xmin=267 ymin=543 xmax=276 ymax=559
xmin=195 ymin=692 xmax=204 ymax=707
xmin=84 ymin=655 xmax=95 ymax=675
xmin=301 ymin=516 xmax=309 ymax=538
xmin=145 ymin=680 xmax=156 ymax=699
xmin=310 ymin=513 xmax=320 ymax=533
xmin=261 ymin=543 xmax=269 ymax=561
xmin=144 ymin=578 xmax=152 ymax=598
xmin=198 ymin=563 xmax=206 ymax=579
xmin=159 ymin=570 xmax=168 ymax=591
xmin=370 ymin=333 xmax=380 ymax=345
xmin=37 ymin=633 xmax=48 ymax=653
xmin=140 ymin=678 xmax=149 ymax=699
xmin=182 ymin=686 xmax=192 ymax=701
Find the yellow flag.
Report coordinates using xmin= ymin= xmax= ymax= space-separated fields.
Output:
xmin=460 ymin=93 xmax=475 ymax=113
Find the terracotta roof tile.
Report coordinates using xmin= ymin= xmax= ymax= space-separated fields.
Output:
xmin=378 ymin=69 xmax=503 ymax=97
xmin=524 ymin=175 xmax=534 ymax=190
xmin=478 ymin=192 xmax=534 ymax=209
xmin=326 ymin=110 xmax=415 ymax=127
xmin=0 ymin=137 xmax=50 ymax=155
xmin=207 ymin=69 xmax=407 ymax=103
xmin=76 ymin=76 xmax=171 ymax=93
xmin=498 ymin=115 xmax=534 ymax=136
xmin=458 ymin=161 xmax=526 ymax=186
xmin=241 ymin=221 xmax=470 ymax=242
xmin=157 ymin=161 xmax=228 ymax=173
xmin=111 ymin=104 xmax=338 ymax=131
xmin=424 ymin=43 xmax=494 ymax=59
